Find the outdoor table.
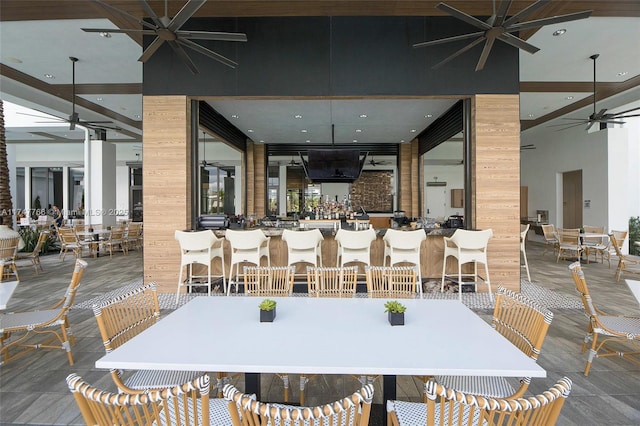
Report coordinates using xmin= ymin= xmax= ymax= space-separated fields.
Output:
xmin=96 ymin=297 xmax=545 ymax=425
xmin=0 ymin=281 xmax=19 ymax=310
xmin=625 ymin=279 xmax=640 ymax=306
xmin=76 ymin=229 xmax=110 ymax=257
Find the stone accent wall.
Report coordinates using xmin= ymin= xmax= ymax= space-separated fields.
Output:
xmin=351 ymin=170 xmax=393 ymax=212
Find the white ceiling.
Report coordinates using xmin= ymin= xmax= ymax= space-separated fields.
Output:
xmin=1 ymin=14 xmax=639 ymax=147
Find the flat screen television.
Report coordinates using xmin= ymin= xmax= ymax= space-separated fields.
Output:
xmin=303 ymin=149 xmax=364 ymax=182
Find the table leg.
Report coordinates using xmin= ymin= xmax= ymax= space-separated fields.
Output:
xmin=245 ymin=373 xmax=261 ymax=399
xmin=382 ymin=375 xmax=396 ymax=426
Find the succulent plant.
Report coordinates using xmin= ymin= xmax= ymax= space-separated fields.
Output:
xmin=384 ymin=300 xmax=407 ymax=314
xmin=259 ymin=299 xmax=277 ymax=311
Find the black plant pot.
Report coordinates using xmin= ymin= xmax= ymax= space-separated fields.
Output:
xmin=388 ymin=312 xmax=404 ymax=326
xmin=260 ymin=308 xmax=276 ymax=322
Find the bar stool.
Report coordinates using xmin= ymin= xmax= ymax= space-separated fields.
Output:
xmin=441 ymin=229 xmax=493 ymax=301
xmin=520 ymin=223 xmax=531 ymax=281
xmin=282 ymin=228 xmax=324 ymax=272
xmin=174 ymin=230 xmax=226 ymax=302
xmin=225 ymin=229 xmax=271 ymax=295
xmin=383 ymin=229 xmax=426 ymax=297
xmin=335 ymin=227 xmax=376 ymax=269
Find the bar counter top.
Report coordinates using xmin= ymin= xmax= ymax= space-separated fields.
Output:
xmin=213 ymin=226 xmax=457 ymax=238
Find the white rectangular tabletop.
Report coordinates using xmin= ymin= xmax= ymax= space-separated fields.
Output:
xmin=0 ymin=281 xmax=20 ymax=310
xmin=96 ymin=297 xmax=545 ymax=379
xmin=625 ymin=279 xmax=640 ymax=305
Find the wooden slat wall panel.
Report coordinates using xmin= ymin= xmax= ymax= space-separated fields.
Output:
xmin=246 ymin=141 xmax=255 ymax=216
xmin=472 ymin=94 xmax=521 ymax=292
xmin=143 ymin=95 xmax=191 ymax=293
xmin=398 ymin=143 xmax=412 ymax=215
xmin=254 ymin=143 xmax=266 ymax=218
xmin=411 ymin=140 xmax=420 ymax=217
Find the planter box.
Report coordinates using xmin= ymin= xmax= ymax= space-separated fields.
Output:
xmin=388 ymin=312 xmax=404 ymax=326
xmin=260 ymin=308 xmax=276 ymax=322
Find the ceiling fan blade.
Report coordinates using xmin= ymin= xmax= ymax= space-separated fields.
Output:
xmin=178 ymin=39 xmax=238 ymax=68
xmin=614 ymin=114 xmax=640 ymax=119
xmin=552 ymin=122 xmax=588 ymax=131
xmin=497 ymin=33 xmax=539 ymax=54
xmin=502 ymin=0 xmax=550 ymax=26
xmin=585 ymin=121 xmax=597 ymax=131
xmin=506 ymin=10 xmax=592 ymax=32
xmin=138 ymin=37 xmax=166 ymax=62
xmin=432 ymin=36 xmax=485 ymax=69
xmin=138 ymin=0 xmax=164 ymax=28
xmin=16 ymin=111 xmax=61 ymax=120
xmin=601 ymin=120 xmax=626 ymax=125
xmin=412 ymin=31 xmax=484 ymax=48
xmin=436 ymin=2 xmax=492 ymax=30
xmin=593 ymin=108 xmax=608 ymax=120
xmin=81 ymin=28 xmax=157 ymax=36
xmin=168 ymin=0 xmax=207 ymax=32
xmin=167 ymin=40 xmax=199 ymax=74
xmin=494 ymin=0 xmax=514 ymax=26
xmin=547 ymin=120 xmax=587 ymax=127
xmin=90 ymin=0 xmax=158 ymax=31
xmin=475 ymin=38 xmax=495 ymax=71
xmin=611 ymin=106 xmax=640 ymax=116
xmin=177 ymin=30 xmax=248 ymax=42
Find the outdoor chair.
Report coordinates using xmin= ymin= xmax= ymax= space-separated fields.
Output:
xmin=102 ymin=226 xmax=128 ymax=257
xmin=556 ymin=228 xmax=582 ymax=262
xmin=366 ymin=265 xmax=419 ymax=299
xmin=126 ymin=222 xmax=143 ymax=251
xmin=0 ymin=237 xmax=21 ymax=282
xmin=306 ymin=266 xmax=358 ymax=298
xmin=175 ymin=229 xmax=226 ymax=302
xmin=541 ymin=224 xmax=559 ymax=256
xmin=224 ymin=383 xmax=374 ymax=426
xmin=335 ymin=227 xmax=376 ymax=269
xmin=383 ymin=228 xmax=426 ymax=296
xmin=0 ymin=259 xmax=87 ymax=365
xmin=441 ymin=229 xmax=493 ymax=301
xmin=520 ymin=223 xmax=531 ymax=281
xmin=582 ymin=225 xmax=606 ymax=264
xmin=609 ymin=232 xmax=639 ymax=281
xmin=569 ymin=261 xmax=640 ymax=375
xmin=387 ymin=376 xmax=572 ymax=426
xmin=430 ymin=286 xmax=553 ymax=400
xmin=67 ymin=373 xmax=232 ymax=426
xmin=16 ymin=230 xmax=49 ymax=275
xmin=93 ymin=282 xmax=203 ymax=394
xmin=282 ymin=228 xmax=324 ymax=273
xmin=57 ymin=227 xmax=82 ymax=260
xmin=226 ymin=229 xmax=270 ymax=295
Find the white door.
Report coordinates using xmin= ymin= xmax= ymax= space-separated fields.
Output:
xmin=425 ymin=186 xmax=447 ymax=219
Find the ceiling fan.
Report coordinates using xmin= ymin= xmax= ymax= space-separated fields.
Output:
xmin=551 ymin=54 xmax=640 ymax=131
xmin=18 ymin=56 xmax=117 ymax=132
xmin=200 ymin=132 xmax=220 ymax=167
xmin=82 ymin=0 xmax=248 ymax=74
xmin=368 ymin=158 xmax=392 ymax=166
xmin=520 ymin=144 xmax=536 ymax=150
xmin=413 ymin=0 xmax=592 ymax=71
xmin=287 ymin=156 xmax=301 ymax=166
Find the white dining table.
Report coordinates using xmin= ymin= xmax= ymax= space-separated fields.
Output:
xmin=625 ymin=279 xmax=640 ymax=305
xmin=96 ymin=296 xmax=545 ymax=422
xmin=0 ymin=280 xmax=19 ymax=310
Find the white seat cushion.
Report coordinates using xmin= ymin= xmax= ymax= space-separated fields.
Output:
xmin=434 ymin=375 xmax=516 ymax=399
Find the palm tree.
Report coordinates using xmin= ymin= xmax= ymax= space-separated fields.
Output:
xmin=0 ymin=99 xmax=14 ymax=227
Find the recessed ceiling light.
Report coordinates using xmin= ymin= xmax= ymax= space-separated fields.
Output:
xmin=400 ymin=139 xmax=405 ymax=143
xmin=353 ymin=139 xmax=358 ymax=143
xmin=231 ymin=114 xmax=239 ymax=118
xmin=99 ymin=32 xmax=111 ymax=38
xmin=301 ymin=129 xmax=307 ymax=133
xmin=410 ymin=129 xmax=417 ymax=133
xmin=294 ymin=114 xmax=303 ymax=119
xmin=259 ymin=140 xmax=264 ymax=143
xmin=44 ymin=74 xmax=55 ymax=79
xmin=618 ymin=71 xmax=628 ymax=76
xmin=305 ymin=139 xmax=311 ymax=143
xmin=247 ymin=129 xmax=254 ymax=133
xmin=135 ymin=114 xmax=141 ymax=119
xmin=96 ymin=97 xmax=103 ymax=101
xmin=355 ymin=129 xmax=362 ymax=133
xmin=552 ymin=29 xmax=566 ymax=36
xmin=566 ymin=96 xmax=574 ymax=100
xmin=359 ymin=114 xmax=367 ymax=118
xmin=425 ymin=114 xmax=433 ymax=118
xmin=528 ymin=113 xmax=535 ymax=118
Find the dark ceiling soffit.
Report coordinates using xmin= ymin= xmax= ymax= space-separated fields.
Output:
xmin=199 ymin=101 xmax=247 ymax=151
xmin=267 ymin=143 xmax=398 ymax=157
xmin=521 ymin=73 xmax=640 ymax=131
xmin=418 ymin=100 xmax=463 ymax=155
xmin=0 ymin=64 xmax=142 ymax=133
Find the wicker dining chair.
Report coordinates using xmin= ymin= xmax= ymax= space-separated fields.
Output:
xmin=103 ymin=226 xmax=128 ymax=257
xmin=556 ymin=228 xmax=582 ymax=262
xmin=429 ymin=286 xmax=553 ymax=400
xmin=387 ymin=376 xmax=572 ymax=426
xmin=93 ymin=282 xmax=203 ymax=394
xmin=306 ymin=266 xmax=358 ymax=298
xmin=366 ymin=265 xmax=419 ymax=299
xmin=0 ymin=259 xmax=87 ymax=365
xmin=67 ymin=373 xmax=232 ymax=426
xmin=224 ymin=383 xmax=374 ymax=426
xmin=57 ymin=227 xmax=82 ymax=260
xmin=541 ymin=224 xmax=559 ymax=257
xmin=16 ymin=230 xmax=49 ymax=275
xmin=609 ymin=233 xmax=640 ymax=281
xmin=0 ymin=237 xmax=21 ymax=282
xmin=569 ymin=261 xmax=640 ymax=375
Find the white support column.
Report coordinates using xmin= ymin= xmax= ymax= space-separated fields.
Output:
xmin=62 ymin=166 xmax=69 ymax=220
xmin=24 ymin=166 xmax=31 ymax=219
xmin=83 ymin=127 xmax=92 ymax=227
xmin=90 ymin=137 xmax=117 ymax=227
xmin=6 ymin=145 xmax=17 ymax=227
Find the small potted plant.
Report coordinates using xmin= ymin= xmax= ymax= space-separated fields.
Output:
xmin=384 ymin=300 xmax=406 ymax=326
xmin=259 ymin=299 xmax=277 ymax=322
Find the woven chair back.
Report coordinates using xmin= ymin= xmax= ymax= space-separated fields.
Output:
xmin=59 ymin=227 xmax=78 ymax=244
xmin=558 ymin=228 xmax=580 ymax=245
xmin=569 ymin=261 xmax=598 ymax=317
xmin=422 ymin=377 xmax=571 ymax=426
xmin=224 ymin=383 xmax=373 ymax=426
xmin=67 ymin=373 xmax=211 ymax=426
xmin=0 ymin=237 xmax=20 ymax=260
xmin=33 ymin=230 xmax=50 ymax=254
xmin=307 ymin=266 xmax=358 ymax=297
xmin=492 ymin=286 xmax=553 ymax=360
xmin=541 ymin=224 xmax=556 ymax=242
xmin=243 ymin=266 xmax=294 ymax=297
xmin=366 ymin=266 xmax=418 ymax=298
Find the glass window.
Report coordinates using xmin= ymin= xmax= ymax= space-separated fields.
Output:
xmin=267 ymin=165 xmax=279 ymax=216
xmin=69 ymin=168 xmax=84 ymax=218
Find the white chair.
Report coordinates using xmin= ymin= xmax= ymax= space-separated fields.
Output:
xmin=175 ymin=230 xmax=226 ymax=302
xmin=225 ymin=229 xmax=270 ymax=295
xmin=281 ymin=229 xmax=324 ymax=273
xmin=383 ymin=229 xmax=426 ymax=297
xmin=441 ymin=229 xmax=493 ymax=301
xmin=520 ymin=223 xmax=531 ymax=282
xmin=335 ymin=227 xmax=376 ymax=269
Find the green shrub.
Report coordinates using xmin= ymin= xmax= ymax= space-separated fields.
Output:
xmin=629 ymin=216 xmax=640 ymax=255
xmin=17 ymin=228 xmax=54 ymax=254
